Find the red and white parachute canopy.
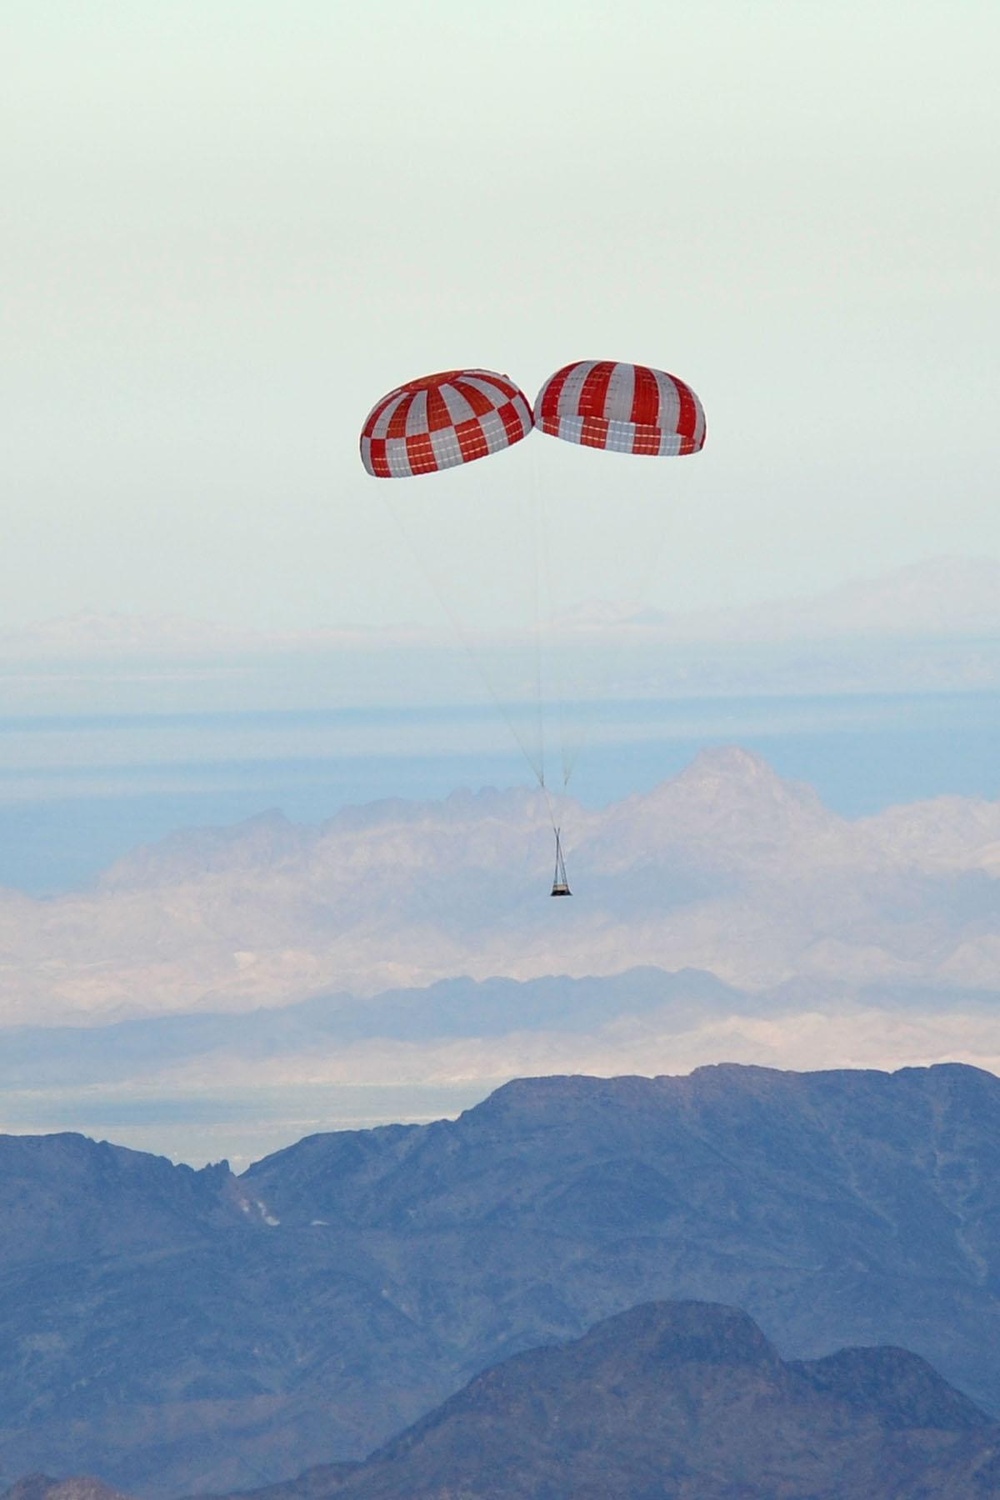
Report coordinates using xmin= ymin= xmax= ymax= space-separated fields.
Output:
xmin=534 ymin=360 xmax=705 ymax=457
xmin=360 ymin=369 xmax=533 ymax=479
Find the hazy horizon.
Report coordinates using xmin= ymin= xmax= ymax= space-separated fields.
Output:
xmin=2 ymin=741 xmax=1000 ymax=1166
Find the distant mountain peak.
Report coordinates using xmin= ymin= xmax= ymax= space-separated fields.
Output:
xmin=303 ymin=1297 xmax=998 ymax=1500
xmin=579 ymin=1299 xmax=782 ymax=1371
xmin=674 ymin=743 xmax=793 ymax=788
xmin=797 ymin=1344 xmax=994 ymax=1432
xmin=669 ymin=745 xmax=826 ymax=808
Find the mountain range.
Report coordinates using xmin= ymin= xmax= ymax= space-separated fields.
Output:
xmin=3 ymin=746 xmax=1000 ymax=1030
xmin=1 ymin=1063 xmax=999 ymax=1495
xmin=210 ymin=1301 xmax=1000 ymax=1500
xmin=11 ymin=1302 xmax=1000 ymax=1499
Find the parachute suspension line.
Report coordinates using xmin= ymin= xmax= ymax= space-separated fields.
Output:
xmin=556 ymin=474 xmax=684 ymax=792
xmin=377 ymin=487 xmax=547 ymax=792
xmin=531 ymin=438 xmax=573 ymax=791
xmin=527 ymin=437 xmax=547 ymax=794
xmin=532 ymin=439 xmax=577 ymax=897
xmin=550 ymin=826 xmax=571 ymax=897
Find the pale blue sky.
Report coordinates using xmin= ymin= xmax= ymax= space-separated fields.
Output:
xmin=3 ymin=0 xmax=998 ymax=629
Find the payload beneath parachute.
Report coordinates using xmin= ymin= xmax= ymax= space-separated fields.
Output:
xmin=359 ymin=359 xmax=706 ymax=895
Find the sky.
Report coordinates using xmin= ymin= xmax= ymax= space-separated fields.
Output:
xmin=4 ymin=0 xmax=999 ymax=632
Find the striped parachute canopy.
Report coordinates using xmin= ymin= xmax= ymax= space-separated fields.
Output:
xmin=360 ymin=369 xmax=533 ymax=479
xmin=534 ymin=359 xmax=705 ymax=457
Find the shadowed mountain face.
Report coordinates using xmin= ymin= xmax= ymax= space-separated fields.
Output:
xmin=226 ymin=1301 xmax=1000 ymax=1500
xmin=1 ymin=1065 xmax=1000 ymax=1495
xmin=0 ymin=1134 xmax=236 ymax=1266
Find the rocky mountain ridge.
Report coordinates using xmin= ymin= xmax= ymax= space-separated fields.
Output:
xmin=218 ymin=1301 xmax=1000 ymax=1500
xmin=0 ymin=1064 xmax=999 ymax=1494
xmin=10 ymin=1303 xmax=1000 ymax=1500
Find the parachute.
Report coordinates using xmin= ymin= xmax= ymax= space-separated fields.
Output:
xmin=359 ymin=360 xmax=706 ymax=896
xmin=360 ymin=369 xmax=533 ymax=478
xmin=534 ymin=359 xmax=706 ymax=457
